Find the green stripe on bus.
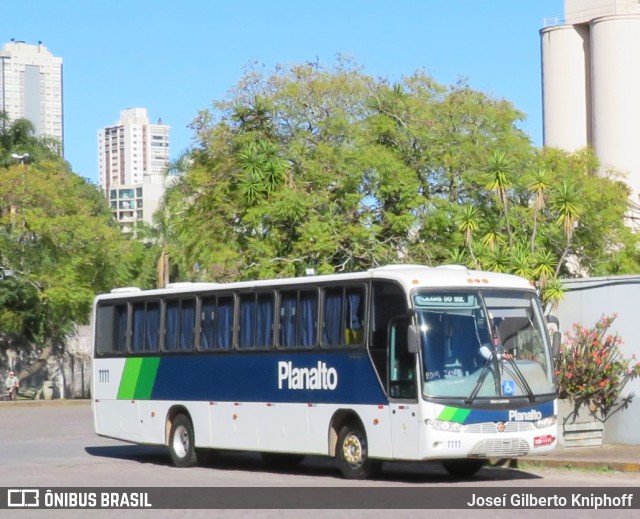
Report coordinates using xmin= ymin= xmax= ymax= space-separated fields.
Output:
xmin=117 ymin=358 xmax=143 ymax=400
xmin=133 ymin=357 xmax=161 ymax=399
xmin=438 ymin=406 xmax=471 ymax=423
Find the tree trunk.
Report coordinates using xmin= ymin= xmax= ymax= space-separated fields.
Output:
xmin=16 ymin=345 xmax=53 ymax=383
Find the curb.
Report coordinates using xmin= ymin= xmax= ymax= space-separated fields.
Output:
xmin=513 ymin=458 xmax=640 ymax=473
xmin=0 ymin=398 xmax=90 ymax=408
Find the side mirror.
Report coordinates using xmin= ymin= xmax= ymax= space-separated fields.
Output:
xmin=407 ymin=324 xmax=420 ymax=354
xmin=552 ymin=331 xmax=561 ymax=358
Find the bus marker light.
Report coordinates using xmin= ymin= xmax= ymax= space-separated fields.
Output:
xmin=151 ymin=411 xmax=156 ymax=418
xmin=373 ymin=419 xmax=380 ymax=425
xmin=378 ymin=405 xmax=385 ymax=409
xmin=233 ymin=414 xmax=238 ymax=420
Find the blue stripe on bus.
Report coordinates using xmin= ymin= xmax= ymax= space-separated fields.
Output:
xmin=149 ymin=351 xmax=389 ymax=405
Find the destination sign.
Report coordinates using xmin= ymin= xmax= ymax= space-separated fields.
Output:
xmin=414 ymin=293 xmax=476 ymax=308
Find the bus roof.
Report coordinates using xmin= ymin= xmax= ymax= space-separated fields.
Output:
xmin=94 ymin=264 xmax=534 ymax=302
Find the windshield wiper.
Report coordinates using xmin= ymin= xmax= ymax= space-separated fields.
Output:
xmin=502 ymin=355 xmax=536 ymax=403
xmin=465 ymin=346 xmax=536 ymax=404
xmin=465 ymin=346 xmax=496 ymax=405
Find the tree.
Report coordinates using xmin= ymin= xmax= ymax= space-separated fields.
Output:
xmin=456 ymin=204 xmax=480 ymax=268
xmin=484 ymin=151 xmax=514 ymax=247
xmin=0 ymin=112 xmax=61 ymax=166
xmin=527 ymin=166 xmax=554 ymax=254
xmin=0 ymin=156 xmax=146 ymax=381
xmin=154 ymin=60 xmax=638 ymax=293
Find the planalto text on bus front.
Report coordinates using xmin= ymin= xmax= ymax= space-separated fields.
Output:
xmin=278 ymin=361 xmax=338 ymax=390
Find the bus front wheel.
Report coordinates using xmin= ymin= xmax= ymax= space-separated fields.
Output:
xmin=169 ymin=414 xmax=198 ymax=468
xmin=336 ymin=424 xmax=380 ymax=479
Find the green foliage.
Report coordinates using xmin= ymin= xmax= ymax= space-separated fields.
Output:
xmin=555 ymin=315 xmax=640 ymax=423
xmin=155 ymin=59 xmax=639 ymax=292
xmin=0 ymin=156 xmax=145 ymax=353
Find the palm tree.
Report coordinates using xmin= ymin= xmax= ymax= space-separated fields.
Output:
xmin=484 ymin=151 xmax=514 ymax=247
xmin=456 ymin=204 xmax=480 ymax=268
xmin=0 ymin=113 xmax=59 ymax=167
xmin=231 ymin=96 xmax=276 ymax=138
xmin=541 ymin=276 xmax=565 ymax=311
xmin=551 ymin=182 xmax=581 ymax=276
xmin=528 ymin=167 xmax=554 ymax=254
xmin=480 ymin=216 xmax=506 ymax=251
xmin=480 ymin=246 xmax=509 ymax=273
xmin=533 ymin=248 xmax=557 ymax=289
xmin=0 ymin=114 xmax=36 ymax=167
xmin=237 ymin=139 xmax=288 ymax=204
xmin=510 ymin=244 xmax=534 ymax=280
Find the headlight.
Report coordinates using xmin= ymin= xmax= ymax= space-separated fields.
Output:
xmin=425 ymin=419 xmax=464 ymax=433
xmin=534 ymin=415 xmax=557 ymax=429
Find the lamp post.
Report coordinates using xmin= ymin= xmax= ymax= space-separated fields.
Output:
xmin=10 ymin=152 xmax=30 ymax=169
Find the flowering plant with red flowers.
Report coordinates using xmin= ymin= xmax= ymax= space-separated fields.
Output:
xmin=555 ymin=314 xmax=640 ymax=424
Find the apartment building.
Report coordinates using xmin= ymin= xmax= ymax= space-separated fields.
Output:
xmin=0 ymin=40 xmax=63 ymax=148
xmin=98 ymin=108 xmax=170 ymax=233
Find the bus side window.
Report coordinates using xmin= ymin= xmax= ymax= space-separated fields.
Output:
xmin=388 ymin=317 xmax=416 ymax=399
xmin=131 ymin=301 xmax=160 ymax=353
xmin=96 ymin=303 xmax=128 ymax=354
xmin=216 ymin=296 xmax=234 ymax=349
xmin=199 ymin=295 xmax=235 ymax=351
xmin=345 ymin=287 xmax=364 ymax=344
xmin=279 ymin=290 xmax=317 ymax=349
xmin=164 ymin=298 xmax=196 ymax=352
xmin=322 ymin=286 xmax=365 ymax=347
xmin=370 ymin=280 xmax=407 ymax=395
xmin=239 ymin=293 xmax=274 ymax=350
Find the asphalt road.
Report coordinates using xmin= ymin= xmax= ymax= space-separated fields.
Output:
xmin=0 ymin=401 xmax=637 ymax=519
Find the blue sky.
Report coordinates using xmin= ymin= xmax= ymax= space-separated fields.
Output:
xmin=3 ymin=0 xmax=563 ymax=184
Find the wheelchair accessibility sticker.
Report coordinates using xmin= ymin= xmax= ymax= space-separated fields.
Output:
xmin=501 ymin=380 xmax=515 ymax=396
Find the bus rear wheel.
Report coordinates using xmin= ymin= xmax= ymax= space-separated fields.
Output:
xmin=169 ymin=414 xmax=198 ymax=468
xmin=336 ymin=424 xmax=380 ymax=479
xmin=441 ymin=458 xmax=486 ymax=477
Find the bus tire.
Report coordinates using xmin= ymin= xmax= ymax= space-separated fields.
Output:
xmin=168 ymin=414 xmax=198 ymax=468
xmin=336 ymin=424 xmax=380 ymax=479
xmin=441 ymin=458 xmax=485 ymax=478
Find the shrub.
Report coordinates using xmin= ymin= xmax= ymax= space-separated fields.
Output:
xmin=555 ymin=314 xmax=640 ymax=423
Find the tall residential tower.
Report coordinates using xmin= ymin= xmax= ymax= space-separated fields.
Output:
xmin=0 ymin=40 xmax=64 ymax=148
xmin=98 ymin=108 xmax=170 ymax=233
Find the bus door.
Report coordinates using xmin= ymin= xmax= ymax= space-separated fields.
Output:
xmin=388 ymin=318 xmax=420 ymax=460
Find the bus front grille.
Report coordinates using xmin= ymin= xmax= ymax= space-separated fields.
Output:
xmin=465 ymin=422 xmax=534 ymax=434
xmin=468 ymin=439 xmax=530 ymax=458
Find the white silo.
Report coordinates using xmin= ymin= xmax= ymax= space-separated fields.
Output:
xmin=541 ymin=0 xmax=640 ymax=204
xmin=540 ymin=23 xmax=591 ymax=151
xmin=590 ymin=14 xmax=640 ymax=199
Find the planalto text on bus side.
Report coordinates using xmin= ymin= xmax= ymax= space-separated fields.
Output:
xmin=278 ymin=361 xmax=338 ymax=390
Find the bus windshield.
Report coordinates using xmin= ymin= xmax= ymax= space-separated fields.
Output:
xmin=413 ymin=290 xmax=554 ymax=399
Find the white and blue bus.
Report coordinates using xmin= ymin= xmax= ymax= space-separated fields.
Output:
xmin=91 ymin=264 xmax=559 ymax=478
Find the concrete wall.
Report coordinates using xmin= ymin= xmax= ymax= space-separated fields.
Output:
xmin=553 ymin=275 xmax=640 ymax=444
